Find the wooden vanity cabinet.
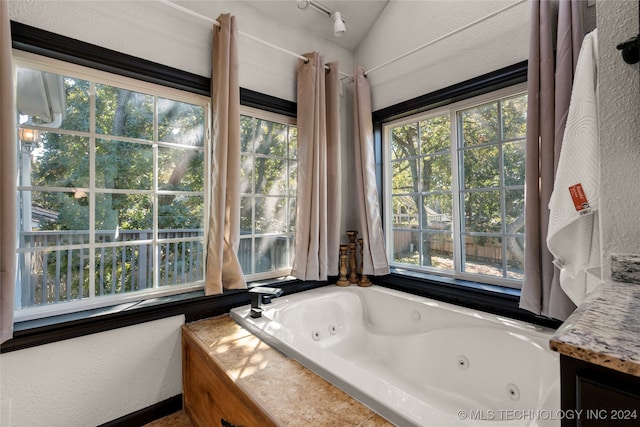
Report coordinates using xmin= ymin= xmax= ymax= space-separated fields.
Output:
xmin=182 ymin=327 xmax=278 ymax=427
xmin=560 ymin=355 xmax=640 ymax=427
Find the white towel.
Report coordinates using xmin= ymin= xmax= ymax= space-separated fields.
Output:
xmin=547 ymin=29 xmax=600 ymax=306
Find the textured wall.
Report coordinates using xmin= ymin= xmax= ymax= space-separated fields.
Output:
xmin=8 ymin=0 xmax=354 ymax=103
xmin=597 ymin=1 xmax=640 ymax=280
xmin=0 ymin=316 xmax=184 ymax=426
xmin=354 ymin=0 xmax=530 ymax=111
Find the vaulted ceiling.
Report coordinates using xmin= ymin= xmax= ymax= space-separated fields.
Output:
xmin=244 ymin=1 xmax=389 ymax=52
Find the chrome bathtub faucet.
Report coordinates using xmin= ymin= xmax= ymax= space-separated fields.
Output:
xmin=249 ymin=286 xmax=284 ymax=318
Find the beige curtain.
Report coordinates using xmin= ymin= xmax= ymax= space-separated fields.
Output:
xmin=520 ymin=0 xmax=584 ymax=320
xmin=325 ymin=62 xmax=341 ymax=275
xmin=206 ymin=14 xmax=246 ymax=295
xmin=353 ymin=66 xmax=389 ymax=276
xmin=292 ymin=53 xmax=341 ymax=280
xmin=1 ymin=0 xmax=16 ymax=344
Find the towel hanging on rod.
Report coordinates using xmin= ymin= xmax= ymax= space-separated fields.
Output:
xmin=547 ymin=29 xmax=600 ymax=307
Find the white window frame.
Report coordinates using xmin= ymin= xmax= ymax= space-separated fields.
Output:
xmin=239 ymin=106 xmax=297 ymax=282
xmin=383 ymin=83 xmax=527 ymax=288
xmin=14 ymin=50 xmax=211 ymax=321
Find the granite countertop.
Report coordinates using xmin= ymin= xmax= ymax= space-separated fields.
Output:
xmin=183 ymin=315 xmax=392 ymax=426
xmin=550 ymin=280 xmax=640 ymax=376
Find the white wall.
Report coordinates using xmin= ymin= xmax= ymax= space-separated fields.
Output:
xmin=0 ymin=316 xmax=184 ymax=427
xmin=9 ymin=0 xmax=353 ymax=103
xmin=354 ymin=0 xmax=530 ymax=111
xmin=597 ymin=1 xmax=640 ymax=280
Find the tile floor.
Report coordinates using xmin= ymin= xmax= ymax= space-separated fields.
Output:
xmin=143 ymin=410 xmax=194 ymax=427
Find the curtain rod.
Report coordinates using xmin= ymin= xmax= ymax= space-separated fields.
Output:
xmin=158 ymin=0 xmax=351 ymax=78
xmin=364 ymin=0 xmax=527 ymax=76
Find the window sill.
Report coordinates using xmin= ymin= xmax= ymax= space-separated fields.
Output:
xmin=373 ymin=268 xmax=562 ymax=330
xmin=1 ymin=279 xmax=327 ymax=353
xmin=2 ymin=269 xmax=561 ymax=354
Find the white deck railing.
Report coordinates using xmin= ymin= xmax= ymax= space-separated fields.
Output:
xmin=17 ymin=229 xmax=204 ymax=308
xmin=17 ymin=229 xmax=292 ymax=309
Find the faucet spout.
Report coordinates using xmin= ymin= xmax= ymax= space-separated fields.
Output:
xmin=249 ymin=286 xmax=284 ymax=318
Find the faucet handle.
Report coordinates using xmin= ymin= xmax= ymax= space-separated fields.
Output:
xmin=249 ymin=286 xmax=284 ymax=297
xmin=249 ymin=287 xmax=284 ymax=318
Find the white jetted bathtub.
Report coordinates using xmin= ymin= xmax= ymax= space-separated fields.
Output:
xmin=230 ymin=285 xmax=560 ymax=426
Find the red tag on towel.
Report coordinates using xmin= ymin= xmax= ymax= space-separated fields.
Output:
xmin=569 ymin=183 xmax=590 ymax=213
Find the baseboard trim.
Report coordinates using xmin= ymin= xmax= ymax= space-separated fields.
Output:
xmin=97 ymin=394 xmax=183 ymax=427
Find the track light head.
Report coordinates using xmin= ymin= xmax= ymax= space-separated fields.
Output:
xmin=298 ymin=0 xmax=347 ymax=38
xmin=332 ymin=11 xmax=346 ymax=37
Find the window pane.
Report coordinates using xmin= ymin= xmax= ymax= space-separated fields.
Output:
xmin=95 ymin=244 xmax=153 ymax=295
xmin=17 ymin=68 xmax=90 ymax=132
xmin=391 ymin=123 xmax=418 ymax=160
xmin=392 ymin=159 xmax=418 ymax=193
xmin=422 ymin=232 xmax=454 ymax=272
xmin=255 ymin=196 xmax=287 ymax=233
xmin=255 ymin=157 xmax=287 ymax=195
xmin=502 ymin=94 xmax=527 ymax=140
xmin=462 ymin=145 xmax=500 ymax=189
xmin=158 ymin=239 xmax=204 ymax=286
xmin=392 ymin=230 xmax=419 ymax=265
xmin=503 ymin=141 xmax=525 ymax=186
xmin=241 ymin=154 xmax=253 ymax=194
xmin=506 ymin=236 xmax=525 ymax=280
xmin=460 ymin=102 xmax=499 ymax=146
xmin=463 ymin=235 xmax=503 ymax=277
xmin=464 ymin=191 xmax=501 ymax=233
xmin=422 ymin=194 xmax=452 ymax=230
xmin=159 ymin=195 xmax=204 ymax=230
xmin=95 ymin=193 xmax=152 ymax=235
xmin=421 ymin=154 xmax=451 ymax=192
xmin=255 ymin=120 xmax=288 ymax=157
xmin=289 ymin=198 xmax=296 ymax=233
xmin=96 ymin=139 xmax=152 ymax=190
xmin=96 ymin=84 xmax=153 ymax=139
xmin=158 ymin=147 xmax=204 ymax=191
xmin=241 ymin=115 xmax=258 ymax=152
xmin=420 ymin=115 xmax=450 ymax=154
xmin=240 ymin=196 xmax=252 ymax=233
xmin=61 ymin=76 xmax=91 ymax=132
xmin=21 ymin=190 xmax=89 ymax=232
xmin=238 ymin=238 xmax=252 ymax=274
xmin=288 ymin=160 xmax=297 ymax=195
xmin=255 ymin=236 xmax=290 ymax=273
xmin=392 ymin=195 xmax=418 ymax=227
xmin=27 ymin=133 xmax=90 ymax=188
xmin=18 ymin=247 xmax=90 ymax=308
xmin=288 ymin=126 xmax=297 ymax=159
xmin=505 ymin=189 xmax=525 ymax=233
xmin=158 ymin=98 xmax=204 ymax=146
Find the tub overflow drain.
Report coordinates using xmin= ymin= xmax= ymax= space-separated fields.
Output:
xmin=506 ymin=383 xmax=521 ymax=401
xmin=311 ymin=329 xmax=321 ymax=341
xmin=456 ymin=355 xmax=470 ymax=370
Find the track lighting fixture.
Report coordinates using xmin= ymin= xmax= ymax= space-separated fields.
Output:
xmin=332 ymin=12 xmax=346 ymax=37
xmin=296 ymin=0 xmax=346 ymax=38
